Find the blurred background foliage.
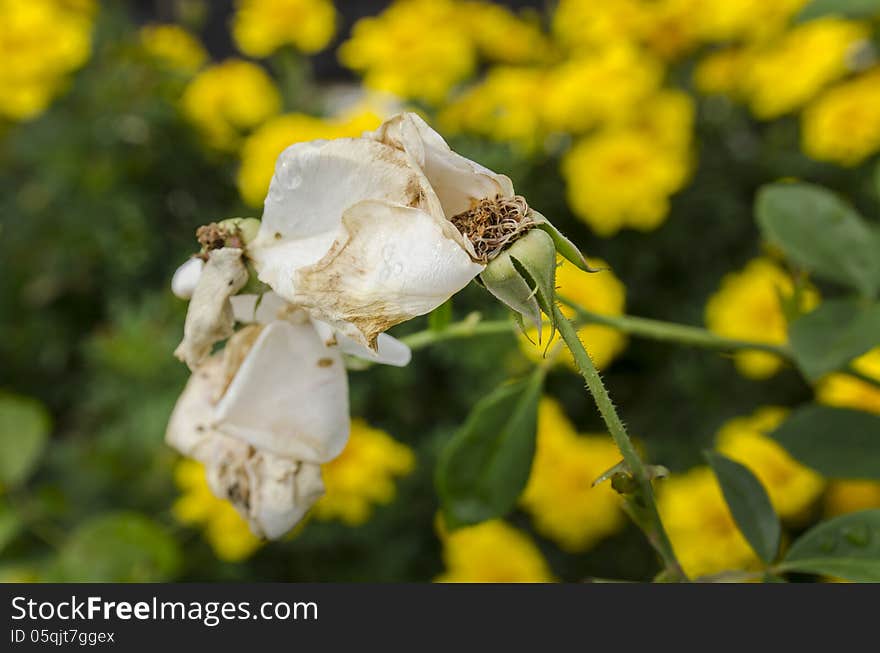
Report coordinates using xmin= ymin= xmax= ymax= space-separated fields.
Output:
xmin=1 ymin=0 xmax=879 ymax=582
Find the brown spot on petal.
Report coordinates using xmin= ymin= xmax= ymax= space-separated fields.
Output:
xmin=317 ymin=358 xmax=334 ymax=368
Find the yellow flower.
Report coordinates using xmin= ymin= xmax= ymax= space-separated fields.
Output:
xmin=543 ymin=44 xmax=663 ymax=134
xmin=139 ymin=24 xmax=207 ymax=74
xmin=172 ymin=459 xmax=262 ymax=562
xmin=436 ymin=519 xmax=553 ymax=582
xmin=716 ymin=406 xmax=824 ymax=521
xmin=232 ymin=0 xmax=336 ymax=57
xmin=339 ymin=0 xmax=475 ymax=104
xmin=817 ymin=348 xmax=880 ymax=415
xmin=551 ymin=0 xmax=644 ymax=53
xmin=237 ymin=107 xmax=382 ymax=205
xmin=520 ymin=398 xmax=625 ymax=552
xmin=694 ymin=48 xmax=746 ymax=97
xmin=562 ymin=129 xmax=690 ymax=236
xmin=802 ymin=69 xmax=880 ymax=166
xmin=181 ymin=59 xmax=281 ymax=150
xmin=740 ymin=18 xmax=869 ymax=119
xmin=312 ymin=419 xmax=415 ymax=526
xmin=705 ymin=258 xmax=819 ymax=379
xmin=458 ymin=1 xmax=550 ymax=65
xmin=626 ymin=89 xmax=695 ymax=152
xmin=659 ymin=467 xmax=759 ymax=578
xmin=693 ymin=0 xmax=806 ymax=44
xmin=518 ymin=257 xmax=627 ymax=371
xmin=0 ymin=0 xmax=94 ymax=121
xmin=825 ymin=480 xmax=880 ymax=517
xmin=439 ymin=66 xmax=547 ymax=149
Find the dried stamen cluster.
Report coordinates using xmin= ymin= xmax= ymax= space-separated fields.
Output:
xmin=450 ymin=195 xmax=535 ymax=264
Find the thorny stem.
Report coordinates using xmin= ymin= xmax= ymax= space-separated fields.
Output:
xmin=551 ymin=303 xmax=687 ymax=581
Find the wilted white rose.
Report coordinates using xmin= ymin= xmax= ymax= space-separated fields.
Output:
xmin=247 ymin=112 xmax=535 ymax=349
xmin=166 ymin=311 xmax=349 ymax=539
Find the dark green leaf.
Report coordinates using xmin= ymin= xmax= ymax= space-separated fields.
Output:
xmin=53 ymin=512 xmax=181 ymax=582
xmin=428 ymin=299 xmax=453 ymax=332
xmin=436 ymin=371 xmax=544 ymax=528
xmin=0 ymin=393 xmax=51 ymax=487
xmin=789 ymin=299 xmax=880 ymax=380
xmin=771 ymin=405 xmax=880 ymax=479
xmin=756 ymin=183 xmax=880 ymax=298
xmin=799 ymin=0 xmax=880 ymax=20
xmin=706 ymin=451 xmax=781 ymax=563
xmin=779 ymin=510 xmax=880 ymax=581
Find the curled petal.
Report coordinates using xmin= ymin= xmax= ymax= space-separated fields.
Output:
xmin=293 ymin=200 xmax=485 ymax=348
xmin=244 ymin=456 xmax=323 ymax=539
xmin=174 ymin=248 xmax=249 ymax=370
xmin=213 ymin=320 xmax=350 ymax=463
xmin=249 ymin=137 xmax=443 ymax=302
xmin=367 ymin=112 xmax=515 ymax=218
xmin=171 ymin=257 xmax=204 ymax=299
xmin=310 ymin=318 xmax=412 ymax=367
xmin=165 ymin=354 xmax=226 ymax=459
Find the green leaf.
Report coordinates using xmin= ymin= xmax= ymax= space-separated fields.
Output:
xmin=771 ymin=405 xmax=880 ymax=479
xmin=0 ymin=502 xmax=22 ymax=555
xmin=789 ymin=299 xmax=880 ymax=381
xmin=706 ymin=451 xmax=781 ymax=564
xmin=53 ymin=512 xmax=181 ymax=582
xmin=756 ymin=183 xmax=880 ymax=298
xmin=778 ymin=510 xmax=880 ymax=581
xmin=436 ymin=371 xmax=544 ymax=528
xmin=531 ymin=211 xmax=597 ymax=273
xmin=0 ymin=393 xmax=51 ymax=487
xmin=429 ymin=299 xmax=453 ymax=332
xmin=799 ymin=0 xmax=880 ymax=20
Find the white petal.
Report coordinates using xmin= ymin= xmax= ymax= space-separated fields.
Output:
xmin=250 ymin=137 xmax=443 ymax=302
xmin=368 ymin=112 xmax=515 ymax=218
xmin=230 ymin=292 xmax=288 ymax=324
xmin=244 ymin=456 xmax=324 ymax=539
xmin=171 ymin=257 xmax=204 ymax=299
xmin=294 ymin=200 xmax=484 ymax=348
xmin=311 ymin=318 xmax=412 ymax=367
xmin=213 ymin=320 xmax=350 ymax=463
xmin=165 ymin=354 xmax=226 ymax=459
xmin=174 ymin=248 xmax=249 ymax=371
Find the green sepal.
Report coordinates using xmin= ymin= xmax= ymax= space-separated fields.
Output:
xmin=531 ymin=210 xmax=598 ymax=273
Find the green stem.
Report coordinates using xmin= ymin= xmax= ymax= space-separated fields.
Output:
xmin=551 ymin=303 xmax=686 ymax=581
xmin=559 ymin=295 xmax=791 ymax=358
xmin=401 ymin=317 xmax=515 ymax=351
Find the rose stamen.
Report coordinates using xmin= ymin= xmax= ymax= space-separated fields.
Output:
xmin=450 ymin=194 xmax=535 ymax=264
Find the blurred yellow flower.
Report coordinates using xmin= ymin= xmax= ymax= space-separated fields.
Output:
xmin=740 ymin=18 xmax=869 ymax=119
xmin=172 ymin=459 xmax=262 ymax=562
xmin=459 ymin=1 xmax=550 ymax=65
xmin=181 ymin=59 xmax=281 ymax=150
xmin=543 ymin=45 xmax=663 ymax=134
xmin=312 ymin=419 xmax=415 ymax=526
xmin=436 ymin=519 xmax=553 ymax=582
xmin=551 ymin=0 xmax=643 ymax=53
xmin=232 ymin=0 xmax=337 ymax=57
xmin=521 ymin=398 xmax=625 ymax=552
xmin=694 ymin=48 xmax=746 ymax=97
xmin=693 ymin=0 xmax=805 ymax=44
xmin=0 ymin=0 xmax=94 ymax=121
xmin=518 ymin=257 xmax=627 ymax=371
xmin=716 ymin=406 xmax=824 ymax=521
xmin=627 ymin=89 xmax=695 ymax=152
xmin=817 ymin=348 xmax=880 ymax=415
xmin=705 ymin=258 xmax=818 ymax=379
xmin=140 ymin=24 xmax=208 ymax=74
xmin=659 ymin=467 xmax=759 ymax=578
xmin=562 ymin=129 xmax=690 ymax=236
xmin=440 ymin=66 xmax=547 ymax=149
xmin=339 ymin=0 xmax=475 ymax=104
xmin=802 ymin=69 xmax=880 ymax=166
xmin=825 ymin=480 xmax=880 ymax=517
xmin=237 ymin=107 xmax=382 ymax=205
